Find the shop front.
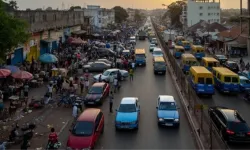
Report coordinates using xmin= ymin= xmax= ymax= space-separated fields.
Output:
xmin=11 ymin=47 xmax=24 ymax=65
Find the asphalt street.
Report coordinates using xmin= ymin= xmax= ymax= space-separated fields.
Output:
xmin=170 ymin=49 xmax=250 ymax=149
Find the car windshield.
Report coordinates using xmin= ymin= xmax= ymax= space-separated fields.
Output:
xmin=72 ymin=121 xmax=94 ymax=136
xmin=150 ymin=45 xmax=156 ymax=47
xmin=228 ymin=122 xmax=250 ymax=132
xmin=159 ymin=102 xmax=177 ymax=110
xmin=136 ymin=54 xmax=145 ymax=58
xmin=118 ymin=104 xmax=136 ymax=112
xmin=103 ymin=70 xmax=110 ymax=76
xmin=153 ymin=51 xmax=163 ymax=55
xmin=218 ymin=55 xmax=226 ymax=59
xmin=155 ymin=62 xmax=165 ymax=67
xmin=88 ymin=86 xmax=103 ymax=94
xmin=241 ymin=79 xmax=250 ymax=84
xmin=229 ymin=63 xmax=238 ymax=68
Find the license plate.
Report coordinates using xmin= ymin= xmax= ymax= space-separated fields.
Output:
xmin=165 ymin=123 xmax=173 ymax=126
xmin=237 ymin=133 xmax=245 ymax=137
xmin=158 ymin=72 xmax=162 ymax=74
xmin=88 ymin=102 xmax=94 ymax=104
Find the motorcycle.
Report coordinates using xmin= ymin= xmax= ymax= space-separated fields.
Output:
xmin=57 ymin=94 xmax=75 ymax=107
xmin=9 ymin=123 xmax=36 ymax=144
xmin=46 ymin=141 xmax=61 ymax=150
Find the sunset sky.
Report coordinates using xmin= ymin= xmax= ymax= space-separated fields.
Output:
xmin=14 ymin=0 xmax=247 ymax=10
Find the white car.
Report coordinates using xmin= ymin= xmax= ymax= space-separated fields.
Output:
xmin=93 ymin=68 xmax=129 ymax=82
xmin=153 ymin=48 xmax=164 ymax=57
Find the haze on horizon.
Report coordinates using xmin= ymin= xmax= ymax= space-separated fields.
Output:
xmin=14 ymin=0 xmax=247 ymax=10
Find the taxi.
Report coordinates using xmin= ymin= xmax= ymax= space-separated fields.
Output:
xmin=189 ymin=66 xmax=215 ymax=96
xmin=180 ymin=54 xmax=198 ymax=74
xmin=153 ymin=56 xmax=166 ymax=75
xmin=181 ymin=41 xmax=191 ymax=50
xmin=212 ymin=67 xmax=240 ymax=93
xmin=191 ymin=45 xmax=205 ymax=59
xmin=201 ymin=57 xmax=220 ymax=71
xmin=115 ymin=97 xmax=140 ymax=130
xmin=174 ymin=46 xmax=185 ymax=58
xmin=156 ymin=95 xmax=180 ymax=127
xmin=175 ymin=36 xmax=185 ymax=45
xmin=135 ymin=49 xmax=146 ymax=66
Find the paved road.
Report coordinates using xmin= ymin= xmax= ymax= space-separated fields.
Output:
xmin=169 ymin=49 xmax=250 ymax=149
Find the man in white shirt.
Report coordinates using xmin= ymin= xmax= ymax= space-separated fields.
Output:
xmin=109 ymin=74 xmax=115 ymax=92
xmin=113 ymin=77 xmax=118 ymax=93
xmin=131 ymin=62 xmax=135 ymax=70
xmin=72 ymin=104 xmax=78 ymax=122
xmin=48 ymin=84 xmax=53 ymax=98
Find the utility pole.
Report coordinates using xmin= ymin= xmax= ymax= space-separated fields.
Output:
xmin=240 ymin=0 xmax=250 ymax=55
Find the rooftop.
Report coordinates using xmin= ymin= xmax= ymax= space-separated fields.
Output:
xmin=212 ymin=67 xmax=238 ymax=76
xmin=218 ymin=108 xmax=240 ymax=122
xmin=191 ymin=66 xmax=211 ymax=74
xmin=202 ymin=57 xmax=219 ymax=62
xmin=159 ymin=95 xmax=175 ymax=102
xmin=78 ymin=108 xmax=101 ymax=121
xmin=121 ymin=97 xmax=137 ymax=104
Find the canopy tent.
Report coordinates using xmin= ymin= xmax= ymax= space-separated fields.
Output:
xmin=39 ymin=53 xmax=58 ymax=63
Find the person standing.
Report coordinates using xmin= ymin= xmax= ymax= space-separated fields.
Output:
xmin=129 ymin=68 xmax=134 ymax=81
xmin=109 ymin=91 xmax=114 ymax=113
xmin=80 ymin=77 xmax=84 ymax=94
xmin=72 ymin=104 xmax=78 ymax=124
xmin=113 ymin=77 xmax=118 ymax=93
xmin=84 ymin=78 xmax=89 ymax=92
xmin=109 ymin=74 xmax=115 ymax=92
xmin=48 ymin=83 xmax=53 ymax=98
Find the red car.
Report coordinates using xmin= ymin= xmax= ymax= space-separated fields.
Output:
xmin=67 ymin=108 xmax=104 ymax=149
xmin=84 ymin=82 xmax=110 ymax=105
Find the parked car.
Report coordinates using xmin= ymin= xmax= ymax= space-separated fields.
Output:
xmin=223 ymin=61 xmax=239 ymax=73
xmin=67 ymin=108 xmax=104 ymax=149
xmin=149 ymin=44 xmax=156 ymax=52
xmin=239 ymin=76 xmax=250 ymax=92
xmin=156 ymin=95 xmax=180 ymax=127
xmin=208 ymin=106 xmax=250 ymax=143
xmin=115 ymin=97 xmax=140 ymax=130
xmin=89 ymin=59 xmax=115 ymax=68
xmin=241 ymin=70 xmax=250 ymax=80
xmin=96 ymin=48 xmax=116 ymax=57
xmin=93 ymin=69 xmax=129 ymax=82
xmin=84 ymin=82 xmax=110 ymax=105
xmin=214 ymin=54 xmax=228 ymax=65
xmin=83 ymin=61 xmax=111 ymax=72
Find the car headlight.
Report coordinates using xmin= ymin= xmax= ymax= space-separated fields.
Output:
xmin=95 ymin=98 xmax=101 ymax=101
xmin=158 ymin=118 xmax=164 ymax=122
xmin=174 ymin=119 xmax=179 ymax=122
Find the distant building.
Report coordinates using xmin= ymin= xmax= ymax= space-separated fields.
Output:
xmin=181 ymin=0 xmax=221 ymax=28
xmin=127 ymin=9 xmax=135 ymax=21
xmin=84 ymin=5 xmax=115 ymax=31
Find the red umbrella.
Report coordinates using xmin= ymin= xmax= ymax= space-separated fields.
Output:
xmin=12 ymin=71 xmax=33 ymax=80
xmin=0 ymin=69 xmax=11 ymax=77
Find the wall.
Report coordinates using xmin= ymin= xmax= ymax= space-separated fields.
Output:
xmin=187 ymin=1 xmax=220 ymax=27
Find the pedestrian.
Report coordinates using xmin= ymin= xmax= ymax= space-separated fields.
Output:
xmin=72 ymin=104 xmax=78 ymax=124
xmin=129 ymin=68 xmax=134 ymax=81
xmin=48 ymin=83 xmax=53 ymax=98
xmin=131 ymin=61 xmax=135 ymax=71
xmin=109 ymin=74 xmax=115 ymax=92
xmin=80 ymin=77 xmax=84 ymax=94
xmin=113 ymin=77 xmax=118 ymax=93
xmin=98 ymin=75 xmax=102 ymax=82
xmin=84 ymin=79 xmax=89 ymax=92
xmin=109 ymin=91 xmax=114 ymax=113
xmin=23 ymin=83 xmax=29 ymax=98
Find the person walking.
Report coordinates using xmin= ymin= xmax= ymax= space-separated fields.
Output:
xmin=109 ymin=74 xmax=115 ymax=92
xmin=72 ymin=104 xmax=78 ymax=125
xmin=80 ymin=77 xmax=84 ymax=94
xmin=48 ymin=83 xmax=53 ymax=98
xmin=129 ymin=68 xmax=134 ymax=81
xmin=109 ymin=91 xmax=114 ymax=113
xmin=84 ymin=78 xmax=89 ymax=92
xmin=113 ymin=77 xmax=118 ymax=93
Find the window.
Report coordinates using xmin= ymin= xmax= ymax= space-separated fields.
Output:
xmin=208 ymin=62 xmax=213 ymax=68
xmin=88 ymin=86 xmax=103 ymax=94
xmin=53 ymin=14 xmax=56 ymax=21
xmin=212 ymin=70 xmax=216 ymax=76
xmin=99 ymin=18 xmax=101 ymax=23
xmin=198 ymin=77 xmax=205 ymax=84
xmin=232 ymin=77 xmax=239 ymax=83
xmin=224 ymin=76 xmax=231 ymax=82
xmin=206 ymin=78 xmax=213 ymax=84
xmin=102 ymin=70 xmax=110 ymax=76
xmin=159 ymin=102 xmax=176 ymax=110
xmin=42 ymin=14 xmax=47 ymax=21
xmin=200 ymin=6 xmax=203 ymax=9
xmin=29 ymin=16 xmax=35 ymax=23
xmin=208 ymin=6 xmax=210 ymax=9
xmin=99 ymin=11 xmax=101 ymax=15
xmin=215 ymin=110 xmax=226 ymax=124
xmin=199 ymin=13 xmax=203 ymax=16
xmin=118 ymin=104 xmax=136 ymax=112
xmin=208 ymin=13 xmax=210 ymax=16
xmin=241 ymin=79 xmax=250 ymax=84
xmin=95 ymin=112 xmax=103 ymax=131
xmin=73 ymin=14 xmax=75 ymax=19
xmin=217 ymin=73 xmax=221 ymax=80
xmin=72 ymin=121 xmax=94 ymax=136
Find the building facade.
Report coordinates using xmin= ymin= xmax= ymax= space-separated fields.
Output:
xmin=84 ymin=5 xmax=115 ymax=31
xmin=185 ymin=0 xmax=221 ymax=27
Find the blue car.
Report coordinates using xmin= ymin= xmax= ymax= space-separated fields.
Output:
xmin=156 ymin=95 xmax=180 ymax=127
xmin=239 ymin=76 xmax=250 ymax=92
xmin=115 ymin=97 xmax=140 ymax=130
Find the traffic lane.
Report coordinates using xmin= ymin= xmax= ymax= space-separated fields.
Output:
xmin=171 ymin=51 xmax=250 ymax=148
xmin=94 ymin=40 xmax=196 ymax=149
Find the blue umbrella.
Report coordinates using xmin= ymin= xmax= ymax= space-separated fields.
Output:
xmin=4 ymin=65 xmax=20 ymax=73
xmin=39 ymin=53 xmax=58 ymax=63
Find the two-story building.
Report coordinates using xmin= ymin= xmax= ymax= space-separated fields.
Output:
xmin=84 ymin=5 xmax=115 ymax=32
xmin=11 ymin=10 xmax=89 ymax=64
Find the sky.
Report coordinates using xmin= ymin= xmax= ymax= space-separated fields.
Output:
xmin=14 ymin=0 xmax=247 ymax=10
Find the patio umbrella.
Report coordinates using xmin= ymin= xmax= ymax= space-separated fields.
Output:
xmin=12 ymin=71 xmax=33 ymax=80
xmin=0 ymin=69 xmax=11 ymax=77
xmin=4 ymin=65 xmax=20 ymax=73
xmin=39 ymin=53 xmax=58 ymax=63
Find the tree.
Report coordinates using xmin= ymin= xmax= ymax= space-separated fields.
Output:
xmin=8 ymin=0 xmax=17 ymax=10
xmin=0 ymin=0 xmax=30 ymax=61
xmin=167 ymin=1 xmax=185 ymax=27
xmin=46 ymin=7 xmax=52 ymax=10
xmin=113 ymin=6 xmax=128 ymax=23
xmin=69 ymin=6 xmax=81 ymax=11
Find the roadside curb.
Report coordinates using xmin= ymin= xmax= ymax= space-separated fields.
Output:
xmin=152 ymin=21 xmax=205 ymax=150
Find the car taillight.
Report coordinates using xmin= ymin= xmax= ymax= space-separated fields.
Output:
xmin=247 ymin=132 xmax=250 ymax=136
xmin=226 ymin=129 xmax=235 ymax=135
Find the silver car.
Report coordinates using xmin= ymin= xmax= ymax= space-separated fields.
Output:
xmin=83 ymin=61 xmax=111 ymax=72
xmin=93 ymin=68 xmax=129 ymax=82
